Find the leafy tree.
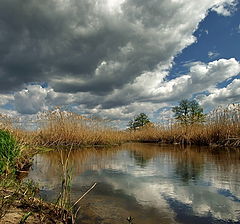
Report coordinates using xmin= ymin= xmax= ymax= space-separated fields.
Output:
xmin=128 ymin=113 xmax=150 ymax=130
xmin=172 ymin=99 xmax=205 ymax=125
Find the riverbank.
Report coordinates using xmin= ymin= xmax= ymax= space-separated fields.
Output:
xmin=127 ymin=105 xmax=240 ymax=148
xmin=1 ymin=104 xmax=240 ymax=150
xmin=0 ymin=167 xmax=73 ymax=224
xmin=0 ymin=130 xmax=73 ymax=224
xmin=128 ymin=123 xmax=240 ymax=148
xmin=0 ymin=176 xmax=72 ymax=224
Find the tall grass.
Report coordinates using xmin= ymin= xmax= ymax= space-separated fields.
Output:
xmin=0 ymin=130 xmax=20 ymax=174
xmin=34 ymin=110 xmax=127 ymax=148
xmin=1 ymin=109 xmax=128 ymax=149
xmin=130 ymin=104 xmax=240 ymax=147
xmin=1 ymin=104 xmax=240 ymax=149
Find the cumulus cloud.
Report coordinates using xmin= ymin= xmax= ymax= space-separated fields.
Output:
xmin=0 ymin=0 xmax=239 ymax=120
xmin=212 ymin=0 xmax=237 ymax=16
xmin=0 ymin=94 xmax=13 ymax=106
xmin=186 ymin=58 xmax=240 ymax=90
xmin=200 ymin=79 xmax=240 ymax=108
xmin=10 ymin=58 xmax=240 ymax=120
xmin=0 ymin=0 xmax=237 ymax=94
xmin=14 ymin=85 xmax=49 ymax=114
xmin=104 ymin=58 xmax=240 ymax=105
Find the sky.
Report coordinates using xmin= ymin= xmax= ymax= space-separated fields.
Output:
xmin=0 ymin=0 xmax=240 ymax=126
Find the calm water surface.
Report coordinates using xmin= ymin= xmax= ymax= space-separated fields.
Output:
xmin=27 ymin=143 xmax=240 ymax=224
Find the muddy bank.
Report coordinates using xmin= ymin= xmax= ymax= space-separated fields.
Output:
xmin=0 ymin=188 xmax=72 ymax=224
xmin=0 ymin=145 xmax=73 ymax=224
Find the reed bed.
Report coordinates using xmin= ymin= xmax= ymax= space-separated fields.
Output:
xmin=130 ymin=104 xmax=240 ymax=147
xmin=20 ymin=110 xmax=128 ymax=148
xmin=1 ymin=104 xmax=240 ymax=149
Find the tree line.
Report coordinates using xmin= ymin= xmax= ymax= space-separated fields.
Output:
xmin=128 ymin=99 xmax=205 ymax=130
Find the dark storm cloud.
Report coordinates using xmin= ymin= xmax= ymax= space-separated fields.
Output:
xmin=0 ymin=0 xmax=100 ymax=92
xmin=1 ymin=0 xmax=238 ymax=117
xmin=0 ymin=0 xmax=192 ymax=95
xmin=0 ymin=0 xmax=67 ymax=92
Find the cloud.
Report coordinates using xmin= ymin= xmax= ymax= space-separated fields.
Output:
xmin=14 ymin=85 xmax=49 ymax=114
xmin=104 ymin=58 xmax=240 ymax=105
xmin=208 ymin=51 xmax=220 ymax=59
xmin=212 ymin=0 xmax=237 ymax=16
xmin=186 ymin=58 xmax=240 ymax=89
xmin=0 ymin=94 xmax=13 ymax=106
xmin=9 ymin=58 xmax=240 ymax=120
xmin=200 ymin=79 xmax=240 ymax=108
xmin=0 ymin=0 xmax=237 ymax=95
xmin=0 ymin=0 xmax=239 ymax=122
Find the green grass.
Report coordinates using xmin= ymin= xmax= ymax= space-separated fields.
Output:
xmin=0 ymin=129 xmax=20 ymax=174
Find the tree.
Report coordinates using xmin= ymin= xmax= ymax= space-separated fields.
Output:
xmin=172 ymin=99 xmax=205 ymax=125
xmin=128 ymin=113 xmax=150 ymax=130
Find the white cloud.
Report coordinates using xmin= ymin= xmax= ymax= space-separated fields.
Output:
xmin=200 ymin=79 xmax=240 ymax=108
xmin=212 ymin=0 xmax=237 ymax=16
xmin=14 ymin=85 xmax=49 ymax=114
xmin=104 ymin=0 xmax=126 ymax=13
xmin=155 ymin=58 xmax=240 ymax=101
xmin=157 ymin=108 xmax=175 ymax=125
xmin=0 ymin=108 xmax=18 ymax=117
xmin=188 ymin=58 xmax=239 ymax=86
xmin=0 ymin=0 xmax=239 ymax=123
xmin=104 ymin=58 xmax=240 ymax=106
xmin=208 ymin=51 xmax=220 ymax=59
xmin=10 ymin=58 xmax=240 ymax=126
xmin=0 ymin=94 xmax=13 ymax=106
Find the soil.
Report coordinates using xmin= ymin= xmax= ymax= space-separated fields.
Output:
xmin=0 ymin=189 xmax=72 ymax=224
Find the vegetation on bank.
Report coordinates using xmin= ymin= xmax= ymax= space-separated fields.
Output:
xmin=0 ymin=102 xmax=240 ymax=150
xmin=0 ymin=129 xmax=20 ymax=174
xmin=1 ymin=110 xmax=126 ymax=149
xmin=129 ymin=102 xmax=240 ymax=147
xmin=172 ymin=99 xmax=206 ymax=125
xmin=0 ymin=129 xmax=72 ymax=223
xmin=128 ymin=112 xmax=151 ymax=130
xmin=0 ymin=175 xmax=73 ymax=224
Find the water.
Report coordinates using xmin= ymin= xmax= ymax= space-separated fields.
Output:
xmin=27 ymin=143 xmax=240 ymax=224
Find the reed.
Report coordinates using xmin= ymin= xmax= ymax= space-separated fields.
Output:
xmin=55 ymin=144 xmax=98 ymax=223
xmin=55 ymin=145 xmax=73 ymax=222
xmin=34 ymin=110 xmax=127 ymax=148
xmin=1 ymin=104 xmax=240 ymax=149
xmin=129 ymin=104 xmax=240 ymax=147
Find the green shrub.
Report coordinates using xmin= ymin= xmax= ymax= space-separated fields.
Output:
xmin=0 ymin=129 xmax=20 ymax=174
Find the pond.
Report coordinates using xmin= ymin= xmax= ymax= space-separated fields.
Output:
xmin=27 ymin=143 xmax=240 ymax=224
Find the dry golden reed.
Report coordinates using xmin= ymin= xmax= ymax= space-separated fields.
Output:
xmin=34 ymin=110 xmax=127 ymax=147
xmin=1 ymin=104 xmax=240 ymax=148
xmin=130 ymin=104 xmax=240 ymax=147
xmin=0 ymin=111 xmax=128 ymax=149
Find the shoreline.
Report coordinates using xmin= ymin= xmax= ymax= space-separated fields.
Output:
xmin=0 ymin=146 xmax=73 ymax=224
xmin=1 ymin=138 xmax=239 ymax=224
